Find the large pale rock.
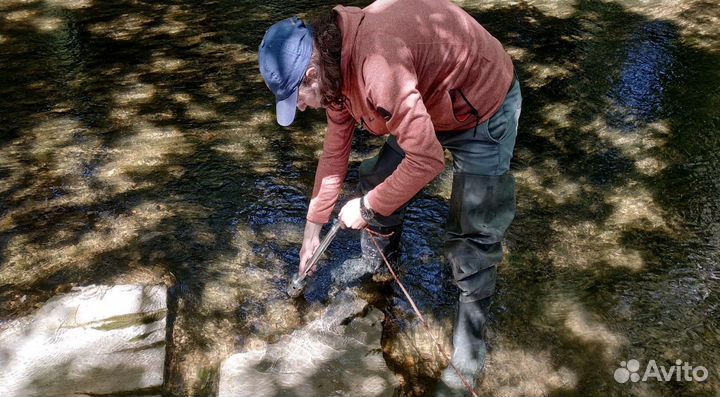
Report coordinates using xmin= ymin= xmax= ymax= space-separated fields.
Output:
xmin=219 ymin=290 xmax=399 ymax=397
xmin=0 ymin=285 xmax=167 ymax=397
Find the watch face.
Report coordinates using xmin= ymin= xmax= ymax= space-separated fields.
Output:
xmin=361 ymin=206 xmax=374 ymax=221
xmin=360 ymin=197 xmax=371 ymax=220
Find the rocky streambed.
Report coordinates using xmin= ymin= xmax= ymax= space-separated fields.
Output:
xmin=0 ymin=284 xmax=403 ymax=397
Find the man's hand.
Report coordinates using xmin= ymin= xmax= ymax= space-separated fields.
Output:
xmin=299 ymin=221 xmax=323 ymax=276
xmin=339 ymin=197 xmax=368 ymax=230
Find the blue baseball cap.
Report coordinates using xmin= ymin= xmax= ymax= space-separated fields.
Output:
xmin=259 ymin=17 xmax=314 ymax=127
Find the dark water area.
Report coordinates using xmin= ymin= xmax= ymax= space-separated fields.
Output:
xmin=610 ymin=20 xmax=679 ymax=128
xmin=1 ymin=0 xmax=719 ymax=396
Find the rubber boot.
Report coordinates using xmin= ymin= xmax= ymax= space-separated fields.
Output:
xmin=332 ymin=225 xmax=401 ymax=287
xmin=432 ymin=298 xmax=489 ymax=397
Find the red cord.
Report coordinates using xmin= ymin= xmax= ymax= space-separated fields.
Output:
xmin=364 ymin=228 xmax=479 ymax=397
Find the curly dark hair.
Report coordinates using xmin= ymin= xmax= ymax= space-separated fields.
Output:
xmin=306 ymin=10 xmax=344 ymax=109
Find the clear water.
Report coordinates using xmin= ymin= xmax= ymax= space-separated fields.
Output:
xmin=0 ymin=0 xmax=718 ymax=395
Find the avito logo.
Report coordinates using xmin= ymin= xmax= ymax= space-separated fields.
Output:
xmin=614 ymin=359 xmax=709 ymax=383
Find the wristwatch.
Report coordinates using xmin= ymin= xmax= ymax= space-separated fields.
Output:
xmin=359 ymin=196 xmax=375 ymax=222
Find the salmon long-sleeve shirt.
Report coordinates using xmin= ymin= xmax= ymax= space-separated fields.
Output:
xmin=306 ymin=0 xmax=514 ymax=224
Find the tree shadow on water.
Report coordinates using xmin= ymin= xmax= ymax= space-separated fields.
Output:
xmin=0 ymin=0 xmax=336 ymax=395
xmin=455 ymin=1 xmax=720 ymax=396
xmin=0 ymin=0 xmax=718 ymax=396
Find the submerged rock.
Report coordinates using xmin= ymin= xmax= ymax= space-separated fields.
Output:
xmin=0 ymin=285 xmax=167 ymax=397
xmin=219 ymin=289 xmax=399 ymax=397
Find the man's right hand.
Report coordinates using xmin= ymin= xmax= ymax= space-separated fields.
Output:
xmin=299 ymin=220 xmax=323 ymax=276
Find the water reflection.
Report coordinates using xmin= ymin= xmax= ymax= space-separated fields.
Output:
xmin=610 ymin=20 xmax=679 ymax=128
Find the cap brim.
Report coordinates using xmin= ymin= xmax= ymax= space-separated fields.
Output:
xmin=276 ymin=88 xmax=299 ymax=127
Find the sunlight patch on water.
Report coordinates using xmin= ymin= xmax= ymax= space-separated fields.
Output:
xmin=17 ymin=117 xmax=103 ymax=202
xmin=480 ymin=342 xmax=579 ymax=397
xmin=594 ymin=119 xmax=671 ymax=175
xmin=87 ymin=13 xmax=153 ymax=41
xmin=213 ymin=134 xmax=273 ymax=167
xmin=96 ymin=122 xmax=191 ymax=195
xmin=148 ymin=19 xmax=186 ymax=37
xmin=540 ymin=102 xmax=575 ymax=129
xmin=44 ymin=0 xmax=92 ymax=10
xmin=113 ymin=83 xmax=157 ymax=106
xmin=150 ymin=56 xmax=187 ymax=73
xmin=606 ymin=186 xmax=670 ymax=229
xmin=505 ymin=46 xmax=528 ymax=62
xmin=170 ymin=92 xmax=193 ymax=104
xmin=0 ymin=0 xmax=40 ymax=10
xmin=212 ymin=114 xmax=324 ymax=175
xmin=524 ymin=63 xmax=573 ymax=89
xmin=186 ymin=103 xmax=219 ymax=122
xmin=548 ymin=220 xmax=645 ymax=271
xmin=27 ymin=117 xmax=80 ymax=158
xmin=456 ymin=0 xmax=577 ymax=18
xmin=197 ymin=42 xmax=260 ymax=66
xmin=544 ymin=179 xmax=679 ymax=266
xmin=31 ymin=15 xmax=63 ymax=32
xmin=4 ymin=9 xmax=37 ymax=23
xmin=516 ymin=167 xmax=581 ymax=205
xmin=0 ymin=200 xmax=176 ymax=286
xmin=147 ymin=4 xmax=194 ymax=37
xmin=196 ymin=80 xmax=239 ymax=105
xmin=227 ymin=45 xmax=260 ymax=66
xmin=635 ymin=1 xmax=720 ymax=53
xmin=556 ymin=300 xmax=627 ymax=358
xmin=634 ymin=156 xmax=667 ymax=176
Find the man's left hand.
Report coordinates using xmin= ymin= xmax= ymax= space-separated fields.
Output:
xmin=339 ymin=197 xmax=368 ymax=230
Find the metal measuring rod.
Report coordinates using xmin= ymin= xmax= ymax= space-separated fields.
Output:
xmin=286 ymin=218 xmax=342 ymax=298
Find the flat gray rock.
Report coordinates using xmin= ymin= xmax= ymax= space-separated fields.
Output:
xmin=219 ymin=290 xmax=399 ymax=397
xmin=0 ymin=285 xmax=167 ymax=397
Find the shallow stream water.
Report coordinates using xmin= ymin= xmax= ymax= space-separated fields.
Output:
xmin=1 ymin=0 xmax=718 ymax=395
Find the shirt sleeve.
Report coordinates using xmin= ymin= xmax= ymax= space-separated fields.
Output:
xmin=306 ymin=106 xmax=355 ymax=224
xmin=362 ymin=36 xmax=446 ymax=216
